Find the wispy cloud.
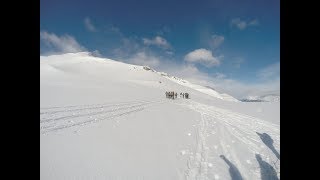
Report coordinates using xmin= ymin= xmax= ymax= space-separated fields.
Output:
xmin=84 ymin=17 xmax=97 ymax=32
xmin=112 ymin=37 xmax=142 ymax=58
xmin=156 ymin=26 xmax=171 ymax=35
xmin=230 ymin=18 xmax=259 ymax=30
xmin=184 ymin=48 xmax=220 ymax=67
xmin=40 ymin=31 xmax=86 ymax=54
xmin=231 ymin=18 xmax=247 ymax=30
xmin=257 ymin=62 xmax=280 ymax=80
xmin=231 ymin=58 xmax=245 ymax=68
xmin=209 ymin=34 xmax=224 ymax=49
xmin=127 ymin=51 xmax=160 ymax=67
xmin=142 ymin=36 xmax=171 ymax=50
xmin=110 ymin=26 xmax=121 ymax=34
xmin=248 ymin=19 xmax=259 ymax=26
xmin=165 ymin=51 xmax=174 ymax=55
xmin=90 ymin=50 xmax=102 ymax=57
xmin=109 ymin=26 xmax=173 ymax=58
xmin=213 ymin=72 xmax=227 ymax=79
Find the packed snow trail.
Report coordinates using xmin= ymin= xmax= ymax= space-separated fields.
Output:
xmin=174 ymin=100 xmax=280 ymax=180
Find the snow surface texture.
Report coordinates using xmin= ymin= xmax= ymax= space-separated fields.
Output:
xmin=41 ymin=52 xmax=280 ymax=180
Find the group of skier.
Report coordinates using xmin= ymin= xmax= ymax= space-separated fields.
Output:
xmin=165 ymin=91 xmax=177 ymax=99
xmin=165 ymin=91 xmax=189 ymax=99
xmin=181 ymin=92 xmax=189 ymax=99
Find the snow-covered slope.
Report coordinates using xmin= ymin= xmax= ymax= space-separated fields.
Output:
xmin=41 ymin=52 xmax=280 ymax=180
xmin=156 ymin=74 xmax=239 ymax=102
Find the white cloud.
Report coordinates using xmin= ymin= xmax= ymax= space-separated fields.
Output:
xmin=143 ymin=36 xmax=171 ymax=49
xmin=127 ymin=51 xmax=160 ymax=68
xmin=184 ymin=48 xmax=220 ymax=67
xmin=209 ymin=34 xmax=224 ymax=49
xmin=231 ymin=18 xmax=259 ymax=30
xmin=40 ymin=31 xmax=86 ymax=53
xmin=84 ymin=17 xmax=97 ymax=32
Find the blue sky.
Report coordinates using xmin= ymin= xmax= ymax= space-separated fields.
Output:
xmin=40 ymin=0 xmax=280 ymax=98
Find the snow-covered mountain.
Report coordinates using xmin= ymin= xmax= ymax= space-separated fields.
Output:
xmin=242 ymin=93 xmax=280 ymax=102
xmin=40 ymin=52 xmax=280 ymax=180
xmin=260 ymin=94 xmax=280 ymax=102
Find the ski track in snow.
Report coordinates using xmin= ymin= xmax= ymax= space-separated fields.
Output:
xmin=41 ymin=99 xmax=280 ymax=179
xmin=174 ymin=100 xmax=280 ymax=180
xmin=40 ymin=100 xmax=162 ymax=134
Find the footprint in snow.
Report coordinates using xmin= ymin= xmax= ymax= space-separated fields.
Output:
xmin=180 ymin=150 xmax=187 ymax=155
